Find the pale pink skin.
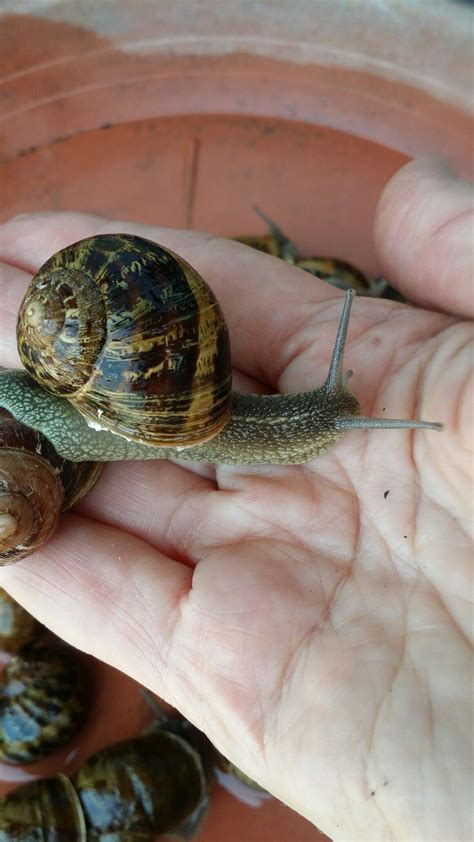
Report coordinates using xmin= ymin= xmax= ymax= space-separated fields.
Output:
xmin=0 ymin=158 xmax=472 ymax=841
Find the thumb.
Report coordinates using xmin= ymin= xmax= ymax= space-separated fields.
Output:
xmin=374 ymin=158 xmax=473 ymax=318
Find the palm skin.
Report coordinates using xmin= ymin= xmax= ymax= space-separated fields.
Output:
xmin=0 ymin=159 xmax=472 ymax=841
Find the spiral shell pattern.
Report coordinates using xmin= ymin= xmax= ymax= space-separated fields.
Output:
xmin=0 ymin=774 xmax=85 ymax=840
xmin=17 ymin=234 xmax=232 ymax=447
xmin=0 ymin=413 xmax=103 ymax=564
xmin=0 ymin=646 xmax=90 ymax=764
xmin=18 ymin=267 xmax=106 ymax=395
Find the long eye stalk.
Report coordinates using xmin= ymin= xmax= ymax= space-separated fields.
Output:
xmin=330 ymin=290 xmax=442 ymax=432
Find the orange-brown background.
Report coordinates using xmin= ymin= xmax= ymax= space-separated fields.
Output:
xmin=0 ymin=2 xmax=471 ymax=840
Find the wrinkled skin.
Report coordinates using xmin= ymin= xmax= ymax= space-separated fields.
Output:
xmin=0 ymin=159 xmax=472 ymax=841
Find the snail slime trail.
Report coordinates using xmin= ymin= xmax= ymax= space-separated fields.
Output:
xmin=0 ymin=233 xmax=441 ymax=468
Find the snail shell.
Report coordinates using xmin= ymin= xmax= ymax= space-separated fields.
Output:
xmin=17 ymin=233 xmax=232 ymax=448
xmin=0 ymin=728 xmax=207 ymax=839
xmin=0 ymin=774 xmax=86 ymax=840
xmin=0 ymin=412 xmax=103 ymax=564
xmin=237 ymin=209 xmax=371 ymax=292
xmin=73 ymin=729 xmax=207 ymax=838
xmin=295 ymin=256 xmax=370 ymax=292
xmin=234 ymin=233 xmax=281 ymax=257
xmin=0 ymin=646 xmax=90 ymax=764
xmin=0 ymin=588 xmax=43 ymax=653
xmin=144 ymin=692 xmax=265 ymax=795
xmin=237 ymin=209 xmax=395 ymax=297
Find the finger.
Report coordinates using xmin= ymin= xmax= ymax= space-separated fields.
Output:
xmin=76 ymin=459 xmax=218 ymax=563
xmin=0 ymin=516 xmax=191 ymax=700
xmin=374 ymin=158 xmax=474 ymax=318
xmin=0 ymin=212 xmax=344 ymax=389
xmin=76 ymin=455 xmax=316 ymax=567
xmin=0 ymin=262 xmax=28 ymax=368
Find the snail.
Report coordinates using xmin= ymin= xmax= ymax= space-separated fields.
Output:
xmin=0 ymin=645 xmax=90 ymax=764
xmin=141 ymin=688 xmax=217 ymax=785
xmin=293 ymin=256 xmax=370 ymax=291
xmin=235 ymin=207 xmax=298 ymax=264
xmin=143 ymin=690 xmax=266 ymax=795
xmin=0 ymin=233 xmax=441 ymax=468
xmin=142 ymin=688 xmax=268 ymax=793
xmin=0 ymin=774 xmax=85 ymax=840
xmin=0 ymin=411 xmax=104 ymax=564
xmin=234 ymin=232 xmax=282 ymax=258
xmin=73 ymin=728 xmax=207 ymax=839
xmin=0 ymin=588 xmax=43 ymax=653
xmin=158 ymin=710 xmax=266 ymax=793
xmin=0 ymin=728 xmax=208 ymax=840
xmin=236 ymin=207 xmax=407 ymax=299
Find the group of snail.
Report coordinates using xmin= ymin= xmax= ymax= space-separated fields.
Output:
xmin=0 ymin=218 xmax=441 ymax=563
xmin=0 ymin=587 xmax=261 ymax=839
xmin=0 ymin=218 xmax=441 ymax=836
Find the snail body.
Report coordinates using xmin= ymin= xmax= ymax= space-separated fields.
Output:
xmin=0 ymin=646 xmax=90 ymax=764
xmin=0 ymin=234 xmax=441 ymax=469
xmin=0 ymin=412 xmax=103 ymax=564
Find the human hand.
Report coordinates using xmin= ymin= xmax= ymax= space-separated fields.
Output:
xmin=0 ymin=158 xmax=471 ymax=841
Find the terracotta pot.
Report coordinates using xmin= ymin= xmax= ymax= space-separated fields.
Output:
xmin=0 ymin=2 xmax=471 ymax=840
xmin=0 ymin=1 xmax=472 ymax=275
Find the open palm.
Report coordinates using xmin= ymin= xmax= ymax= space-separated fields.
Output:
xmin=0 ymin=159 xmax=472 ymax=841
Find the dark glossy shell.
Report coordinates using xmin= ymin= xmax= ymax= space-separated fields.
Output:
xmin=295 ymin=257 xmax=370 ymax=291
xmin=236 ymin=214 xmax=373 ymax=295
xmin=0 ymin=647 xmax=90 ymax=764
xmin=141 ymin=691 xmax=216 ymax=785
xmin=148 ymin=696 xmax=265 ymax=794
xmin=73 ymin=730 xmax=207 ymax=838
xmin=0 ymin=589 xmax=43 ymax=654
xmin=145 ymin=693 xmax=266 ymax=795
xmin=157 ymin=716 xmax=217 ymax=786
xmin=17 ymin=234 xmax=233 ymax=447
xmin=0 ymin=413 xmax=103 ymax=564
xmin=0 ymin=773 xmax=86 ymax=841
xmin=234 ymin=234 xmax=281 ymax=257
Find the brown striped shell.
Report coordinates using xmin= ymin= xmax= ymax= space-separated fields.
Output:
xmin=0 ymin=727 xmax=207 ymax=840
xmin=17 ymin=234 xmax=233 ymax=448
xmin=234 ymin=233 xmax=281 ymax=256
xmin=0 ymin=646 xmax=90 ymax=764
xmin=0 ymin=412 xmax=103 ymax=564
xmin=72 ymin=730 xmax=207 ymax=838
xmin=0 ymin=774 xmax=86 ymax=840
